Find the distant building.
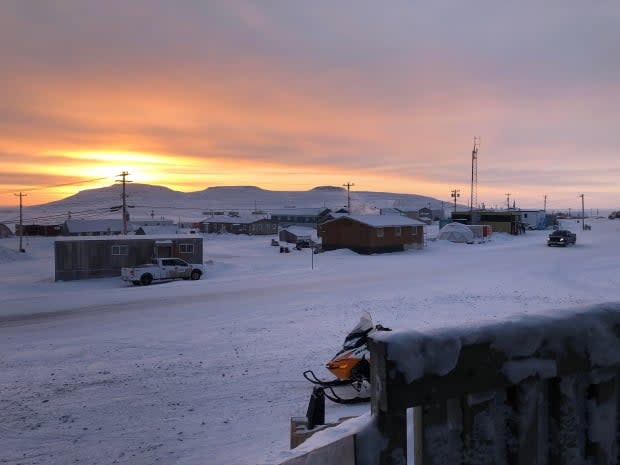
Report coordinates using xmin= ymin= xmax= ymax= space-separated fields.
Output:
xmin=451 ymin=210 xmax=524 ymax=235
xmin=62 ymin=219 xmax=134 ymax=236
xmin=201 ymin=215 xmax=278 ymax=235
xmin=15 ymin=224 xmax=63 ymax=236
xmin=0 ymin=223 xmax=13 ymax=238
xmin=279 ymin=226 xmax=318 ymax=245
xmin=318 ymin=214 xmax=425 ymax=254
xmin=54 ymin=236 xmax=203 ymax=281
xmin=270 ymin=208 xmax=331 ymax=227
xmin=518 ymin=210 xmax=548 ymax=230
xmin=134 ymin=225 xmax=179 ymax=235
xmin=132 ymin=219 xmax=174 ymax=227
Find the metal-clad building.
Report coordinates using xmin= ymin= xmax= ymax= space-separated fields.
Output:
xmin=54 ymin=236 xmax=203 ymax=281
xmin=451 ymin=210 xmax=525 ymax=235
xmin=201 ymin=216 xmax=277 ymax=235
xmin=270 ymin=208 xmax=331 ymax=227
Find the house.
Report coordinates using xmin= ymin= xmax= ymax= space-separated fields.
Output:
xmin=54 ymin=236 xmax=203 ymax=281
xmin=270 ymin=208 xmax=331 ymax=227
xmin=451 ymin=210 xmax=524 ymax=235
xmin=0 ymin=223 xmax=13 ymax=238
xmin=62 ymin=219 xmax=134 ymax=236
xmin=279 ymin=226 xmax=318 ymax=245
xmin=318 ymin=214 xmax=425 ymax=254
xmin=201 ymin=215 xmax=278 ymax=235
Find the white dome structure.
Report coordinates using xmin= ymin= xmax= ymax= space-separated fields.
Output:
xmin=437 ymin=222 xmax=474 ymax=243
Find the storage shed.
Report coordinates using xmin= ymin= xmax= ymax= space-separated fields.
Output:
xmin=54 ymin=236 xmax=203 ymax=281
xmin=279 ymin=226 xmax=317 ymax=245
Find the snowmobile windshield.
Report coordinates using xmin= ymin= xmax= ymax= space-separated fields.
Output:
xmin=342 ymin=312 xmax=374 ymax=350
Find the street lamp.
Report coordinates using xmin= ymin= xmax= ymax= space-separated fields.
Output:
xmin=450 ymin=189 xmax=460 ymax=213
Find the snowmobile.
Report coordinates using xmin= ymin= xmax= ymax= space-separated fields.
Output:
xmin=303 ymin=312 xmax=391 ymax=404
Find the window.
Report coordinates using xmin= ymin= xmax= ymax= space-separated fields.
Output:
xmin=394 ymin=227 xmax=401 ymax=237
xmin=112 ymin=245 xmax=128 ymax=256
xmin=179 ymin=243 xmax=194 ymax=254
xmin=411 ymin=227 xmax=417 ymax=236
xmin=377 ymin=228 xmax=384 ymax=238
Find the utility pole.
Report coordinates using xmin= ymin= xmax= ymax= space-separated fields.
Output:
xmin=544 ymin=195 xmax=547 ymax=212
xmin=450 ymin=189 xmax=460 ymax=212
xmin=579 ymin=193 xmax=585 ymax=230
xmin=116 ymin=171 xmax=131 ymax=234
xmin=342 ymin=182 xmax=354 ymax=212
xmin=505 ymin=193 xmax=511 ymax=209
xmin=470 ymin=137 xmax=480 ymax=215
xmin=14 ymin=192 xmax=26 ymax=252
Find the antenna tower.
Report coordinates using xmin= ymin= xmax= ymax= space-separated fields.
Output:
xmin=470 ymin=137 xmax=480 ymax=212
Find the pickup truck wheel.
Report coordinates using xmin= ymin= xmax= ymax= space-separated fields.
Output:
xmin=190 ymin=270 xmax=201 ymax=280
xmin=132 ymin=281 xmax=140 ymax=286
xmin=140 ymin=274 xmax=153 ymax=285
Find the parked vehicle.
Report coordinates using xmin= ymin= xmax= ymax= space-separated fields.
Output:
xmin=547 ymin=230 xmax=577 ymax=247
xmin=121 ymin=258 xmax=204 ymax=285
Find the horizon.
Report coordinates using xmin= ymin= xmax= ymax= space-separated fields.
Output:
xmin=0 ymin=181 xmax=614 ymax=215
xmin=1 ymin=2 xmax=619 ymax=209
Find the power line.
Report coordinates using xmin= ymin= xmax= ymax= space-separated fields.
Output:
xmin=0 ymin=176 xmax=112 ymax=195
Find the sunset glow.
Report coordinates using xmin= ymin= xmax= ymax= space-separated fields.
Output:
xmin=0 ymin=2 xmax=618 ymax=210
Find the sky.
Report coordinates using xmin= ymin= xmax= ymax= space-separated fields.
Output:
xmin=2 ymin=219 xmax=620 ymax=465
xmin=1 ymin=1 xmax=619 ymax=209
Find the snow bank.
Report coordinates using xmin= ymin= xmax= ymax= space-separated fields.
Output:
xmin=0 ymin=244 xmax=30 ymax=263
xmin=376 ymin=302 xmax=620 ymax=385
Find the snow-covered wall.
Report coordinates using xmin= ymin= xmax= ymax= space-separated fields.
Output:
xmin=369 ymin=302 xmax=620 ymax=465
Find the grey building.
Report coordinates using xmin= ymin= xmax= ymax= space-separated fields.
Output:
xmin=201 ymin=215 xmax=277 ymax=235
xmin=62 ymin=219 xmax=134 ymax=236
xmin=54 ymin=236 xmax=203 ymax=281
xmin=270 ymin=208 xmax=331 ymax=227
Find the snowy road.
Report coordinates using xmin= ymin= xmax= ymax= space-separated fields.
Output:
xmin=1 ymin=219 xmax=619 ymax=465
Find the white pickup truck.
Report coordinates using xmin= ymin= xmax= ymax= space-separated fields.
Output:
xmin=121 ymin=258 xmax=204 ymax=285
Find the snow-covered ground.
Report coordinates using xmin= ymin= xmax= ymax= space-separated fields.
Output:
xmin=1 ymin=218 xmax=619 ymax=465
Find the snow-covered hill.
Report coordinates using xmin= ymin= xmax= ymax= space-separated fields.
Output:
xmin=0 ymin=184 xmax=454 ymax=227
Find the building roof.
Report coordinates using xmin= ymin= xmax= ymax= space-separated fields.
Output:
xmin=135 ymin=225 xmax=179 ymax=235
xmin=326 ymin=214 xmax=426 ymax=228
xmin=55 ymin=234 xmax=201 ymax=242
xmin=202 ymin=215 xmax=269 ymax=225
xmin=64 ymin=219 xmax=132 ymax=233
xmin=280 ymin=226 xmax=318 ymax=240
xmin=270 ymin=208 xmax=330 ymax=217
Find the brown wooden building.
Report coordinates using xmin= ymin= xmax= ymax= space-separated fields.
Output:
xmin=318 ymin=214 xmax=425 ymax=254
